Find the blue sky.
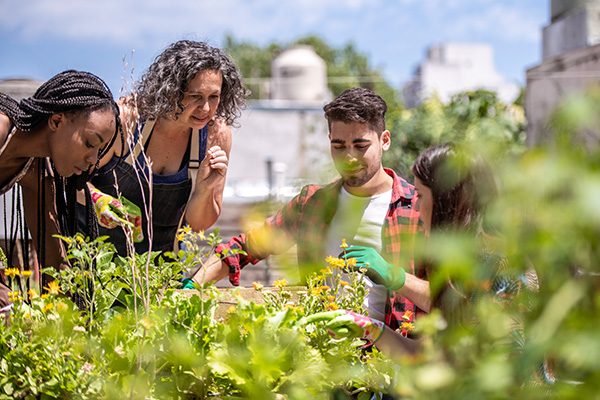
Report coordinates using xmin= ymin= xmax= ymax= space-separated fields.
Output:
xmin=0 ymin=0 xmax=549 ymax=97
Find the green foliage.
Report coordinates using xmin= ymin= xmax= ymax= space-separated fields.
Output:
xmin=2 ymin=89 xmax=600 ymax=398
xmin=384 ymin=89 xmax=526 ymax=178
xmin=224 ymin=34 xmax=400 ymax=102
xmin=0 ymin=231 xmax=390 ymax=398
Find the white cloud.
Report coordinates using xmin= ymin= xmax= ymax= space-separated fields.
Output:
xmin=445 ymin=4 xmax=544 ymax=43
xmin=0 ymin=0 xmax=392 ymax=46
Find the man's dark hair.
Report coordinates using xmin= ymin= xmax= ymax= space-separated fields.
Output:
xmin=323 ymin=87 xmax=387 ymax=134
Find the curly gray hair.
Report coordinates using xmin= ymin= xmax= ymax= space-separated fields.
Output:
xmin=135 ymin=40 xmax=249 ymax=127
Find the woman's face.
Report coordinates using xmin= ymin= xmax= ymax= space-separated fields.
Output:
xmin=179 ymin=69 xmax=223 ymax=130
xmin=50 ymin=108 xmax=116 ymax=177
xmin=413 ymin=176 xmax=433 ymax=233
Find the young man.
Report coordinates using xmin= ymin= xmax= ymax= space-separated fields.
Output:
xmin=191 ymin=88 xmax=430 ymax=329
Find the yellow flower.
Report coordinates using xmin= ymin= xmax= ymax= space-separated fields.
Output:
xmin=325 ymin=256 xmax=345 ymax=269
xmin=319 ymin=266 xmax=332 ymax=275
xmin=319 ymin=285 xmax=330 ymax=292
xmin=4 ymin=268 xmax=20 ymax=278
xmin=344 ymin=257 xmax=357 ymax=268
xmin=21 ymin=270 xmax=33 ymax=278
xmin=182 ymin=224 xmax=192 ymax=234
xmin=24 ymin=313 xmax=31 ymax=319
xmin=44 ymin=281 xmax=62 ymax=295
xmin=327 ymin=295 xmax=336 ymax=302
xmin=140 ymin=316 xmax=154 ymax=329
xmin=28 ymin=289 xmax=38 ymax=300
xmin=311 ymin=287 xmax=321 ymax=296
xmin=76 ymin=236 xmax=84 ymax=244
xmin=274 ymin=279 xmax=288 ymax=289
xmin=328 ymin=303 xmax=338 ymax=311
xmin=339 ymin=280 xmax=350 ymax=287
xmin=402 ymin=310 xmax=414 ymax=321
xmin=226 ymin=305 xmax=236 ymax=314
xmin=340 ymin=239 xmax=349 ymax=249
xmin=116 ymin=315 xmax=122 ymax=320
xmin=8 ymin=291 xmax=19 ymax=302
xmin=197 ymin=230 xmax=205 ymax=240
xmin=41 ymin=294 xmax=50 ymax=300
xmin=252 ymin=281 xmax=263 ymax=290
xmin=42 ymin=303 xmax=54 ymax=312
xmin=176 ymin=233 xmax=185 ymax=242
xmin=401 ymin=321 xmax=415 ymax=332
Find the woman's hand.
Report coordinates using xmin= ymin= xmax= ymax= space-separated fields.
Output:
xmin=197 ymin=145 xmax=228 ymax=189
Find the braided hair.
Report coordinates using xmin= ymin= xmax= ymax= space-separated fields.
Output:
xmin=0 ymin=70 xmax=122 ymax=261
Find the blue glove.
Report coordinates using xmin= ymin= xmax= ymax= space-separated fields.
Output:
xmin=341 ymin=245 xmax=406 ymax=291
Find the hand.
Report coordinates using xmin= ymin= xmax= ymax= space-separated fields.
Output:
xmin=340 ymin=246 xmax=406 ymax=291
xmin=88 ymin=187 xmax=143 ymax=242
xmin=304 ymin=310 xmax=385 ymax=343
xmin=197 ymin=145 xmax=228 ymax=190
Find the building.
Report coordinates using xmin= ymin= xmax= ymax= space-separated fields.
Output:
xmin=403 ymin=42 xmax=520 ymax=107
xmin=224 ymin=45 xmax=334 ymax=204
xmin=526 ymin=0 xmax=600 ymax=146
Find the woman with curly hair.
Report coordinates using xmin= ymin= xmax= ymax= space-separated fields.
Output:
xmin=80 ymin=40 xmax=249 ymax=256
xmin=0 ymin=70 xmax=121 ymax=309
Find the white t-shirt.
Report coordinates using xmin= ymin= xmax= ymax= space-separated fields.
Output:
xmin=325 ymin=186 xmax=393 ymax=321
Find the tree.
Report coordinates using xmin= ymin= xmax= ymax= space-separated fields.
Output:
xmin=223 ymin=34 xmax=401 ymax=104
xmin=383 ymin=89 xmax=526 ymax=178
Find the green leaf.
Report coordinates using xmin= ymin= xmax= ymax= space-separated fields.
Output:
xmin=2 ymin=383 xmax=12 ymax=396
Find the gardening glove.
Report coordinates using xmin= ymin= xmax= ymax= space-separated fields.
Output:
xmin=304 ymin=310 xmax=385 ymax=343
xmin=88 ymin=187 xmax=143 ymax=243
xmin=180 ymin=278 xmax=196 ymax=289
xmin=340 ymin=245 xmax=406 ymax=291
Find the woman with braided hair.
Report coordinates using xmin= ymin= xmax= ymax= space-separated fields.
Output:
xmin=79 ymin=40 xmax=249 ymax=257
xmin=0 ymin=69 xmax=121 ymax=309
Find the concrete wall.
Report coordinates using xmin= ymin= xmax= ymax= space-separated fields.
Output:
xmin=543 ymin=2 xmax=600 ymax=60
xmin=525 ymin=42 xmax=600 ymax=146
xmin=225 ymin=102 xmax=335 ymax=203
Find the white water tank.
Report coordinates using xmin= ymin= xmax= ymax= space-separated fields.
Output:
xmin=271 ymin=45 xmax=327 ymax=102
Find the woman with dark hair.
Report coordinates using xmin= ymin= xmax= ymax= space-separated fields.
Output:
xmin=307 ymin=142 xmax=504 ymax=356
xmin=81 ymin=40 xmax=249 ymax=256
xmin=0 ymin=69 xmax=121 ymax=309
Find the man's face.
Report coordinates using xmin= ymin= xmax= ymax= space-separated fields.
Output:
xmin=329 ymin=121 xmax=389 ymax=189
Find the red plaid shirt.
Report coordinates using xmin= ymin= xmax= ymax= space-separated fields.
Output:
xmin=217 ymin=168 xmax=426 ymax=329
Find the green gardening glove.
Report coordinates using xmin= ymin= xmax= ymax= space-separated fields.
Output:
xmin=304 ymin=310 xmax=385 ymax=343
xmin=340 ymin=245 xmax=406 ymax=291
xmin=180 ymin=278 xmax=196 ymax=289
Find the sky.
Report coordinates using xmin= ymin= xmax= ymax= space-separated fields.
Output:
xmin=0 ymin=0 xmax=549 ymax=97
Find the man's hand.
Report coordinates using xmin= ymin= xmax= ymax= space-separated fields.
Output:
xmin=88 ymin=187 xmax=143 ymax=242
xmin=340 ymin=245 xmax=406 ymax=291
xmin=304 ymin=309 xmax=385 ymax=343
